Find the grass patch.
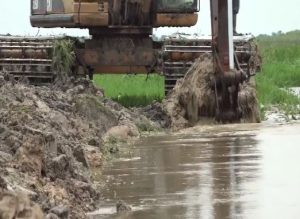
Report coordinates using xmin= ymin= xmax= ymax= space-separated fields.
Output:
xmin=93 ymin=74 xmax=164 ymax=107
xmin=256 ymin=30 xmax=300 ymax=114
xmin=52 ymin=39 xmax=75 ymax=77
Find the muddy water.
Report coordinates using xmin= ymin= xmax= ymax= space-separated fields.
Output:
xmin=92 ymin=123 xmax=300 ymax=219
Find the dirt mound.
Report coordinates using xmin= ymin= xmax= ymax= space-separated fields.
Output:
xmin=163 ymin=54 xmax=216 ymax=130
xmin=163 ymin=54 xmax=260 ymax=130
xmin=0 ymin=74 xmax=153 ymax=218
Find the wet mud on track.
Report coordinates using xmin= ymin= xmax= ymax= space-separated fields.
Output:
xmin=91 ymin=122 xmax=300 ymax=219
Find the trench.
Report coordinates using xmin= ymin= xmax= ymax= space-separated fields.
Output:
xmin=90 ymin=122 xmax=300 ymax=219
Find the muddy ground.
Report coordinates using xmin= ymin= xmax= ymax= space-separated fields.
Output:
xmin=0 ymin=73 xmax=159 ymax=218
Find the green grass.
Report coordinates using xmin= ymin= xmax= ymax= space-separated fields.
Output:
xmin=256 ymin=30 xmax=300 ymax=114
xmin=93 ymin=74 xmax=164 ymax=107
xmin=52 ymin=39 xmax=75 ymax=76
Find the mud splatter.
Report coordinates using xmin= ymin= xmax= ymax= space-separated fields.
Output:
xmin=238 ymin=78 xmax=261 ymax=123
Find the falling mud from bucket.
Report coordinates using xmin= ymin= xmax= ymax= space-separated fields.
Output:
xmin=238 ymin=79 xmax=261 ymax=123
xmin=163 ymin=54 xmax=260 ymax=130
xmin=163 ymin=54 xmax=216 ymax=130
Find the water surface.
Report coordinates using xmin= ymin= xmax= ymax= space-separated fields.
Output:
xmin=92 ymin=123 xmax=300 ymax=219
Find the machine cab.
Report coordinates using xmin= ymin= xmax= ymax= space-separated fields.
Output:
xmin=31 ymin=0 xmax=199 ymax=28
xmin=157 ymin=0 xmax=199 ymax=13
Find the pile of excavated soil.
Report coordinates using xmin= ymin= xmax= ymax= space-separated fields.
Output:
xmin=162 ymin=54 xmax=260 ymax=130
xmin=0 ymin=74 xmax=155 ymax=218
xmin=163 ymin=54 xmax=216 ymax=130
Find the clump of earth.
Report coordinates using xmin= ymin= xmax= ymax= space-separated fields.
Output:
xmin=0 ymin=191 xmax=44 ymax=219
xmin=160 ymin=54 xmax=260 ymax=130
xmin=0 ymin=73 xmax=158 ymax=218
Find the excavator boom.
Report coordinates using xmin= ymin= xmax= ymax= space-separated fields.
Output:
xmin=210 ymin=0 xmax=250 ymax=121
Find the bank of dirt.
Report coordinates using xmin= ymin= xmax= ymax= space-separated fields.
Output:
xmin=0 ymin=74 xmax=156 ymax=218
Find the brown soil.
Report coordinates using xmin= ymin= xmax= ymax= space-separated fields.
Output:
xmin=0 ymin=74 xmax=155 ymax=218
xmin=0 ymin=191 xmax=44 ymax=219
xmin=162 ymin=54 xmax=260 ymax=130
xmin=163 ymin=54 xmax=216 ymax=130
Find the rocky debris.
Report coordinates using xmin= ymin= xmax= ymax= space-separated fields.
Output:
xmin=46 ymin=213 xmax=60 ymax=219
xmin=14 ymin=135 xmax=45 ymax=176
xmin=288 ymin=87 xmax=300 ymax=97
xmin=84 ymin=146 xmax=103 ymax=168
xmin=12 ymin=185 xmax=38 ymax=200
xmin=74 ymin=94 xmax=118 ymax=131
xmin=264 ymin=110 xmax=289 ymax=123
xmin=103 ymin=125 xmax=139 ymax=144
xmin=0 ymin=74 xmax=154 ymax=218
xmin=47 ymin=155 xmax=73 ymax=180
xmin=0 ymin=151 xmax=12 ymax=164
xmin=138 ymin=102 xmax=171 ymax=128
xmin=116 ymin=200 xmax=132 ymax=213
xmin=73 ymin=145 xmax=89 ymax=168
xmin=0 ymin=191 xmax=44 ymax=219
xmin=0 ymin=176 xmax=7 ymax=190
xmin=102 ymin=98 xmax=160 ymax=134
xmin=49 ymin=205 xmax=69 ymax=219
xmin=262 ymin=105 xmax=300 ymax=124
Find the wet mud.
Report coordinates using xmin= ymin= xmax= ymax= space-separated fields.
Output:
xmin=163 ymin=54 xmax=216 ymax=130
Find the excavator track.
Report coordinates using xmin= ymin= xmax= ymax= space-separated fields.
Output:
xmin=162 ymin=34 xmax=261 ymax=95
xmin=0 ymin=35 xmax=58 ymax=84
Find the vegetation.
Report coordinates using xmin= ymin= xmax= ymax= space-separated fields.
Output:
xmin=52 ymin=39 xmax=75 ymax=77
xmin=256 ymin=30 xmax=300 ymax=114
xmin=135 ymin=118 xmax=158 ymax=132
xmin=93 ymin=74 xmax=164 ymax=107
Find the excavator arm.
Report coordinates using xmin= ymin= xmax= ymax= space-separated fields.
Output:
xmin=210 ymin=0 xmax=246 ymax=121
xmin=211 ymin=0 xmax=234 ymax=72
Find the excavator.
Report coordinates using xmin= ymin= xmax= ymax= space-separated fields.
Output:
xmin=0 ymin=0 xmax=260 ymax=121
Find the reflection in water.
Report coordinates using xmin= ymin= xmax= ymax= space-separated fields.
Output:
xmin=93 ymin=123 xmax=300 ymax=219
xmin=211 ymin=135 xmax=260 ymax=219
